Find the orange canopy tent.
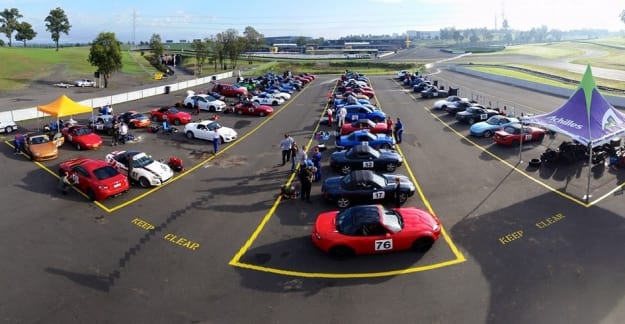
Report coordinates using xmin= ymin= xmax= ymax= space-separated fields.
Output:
xmin=37 ymin=95 xmax=93 ymax=117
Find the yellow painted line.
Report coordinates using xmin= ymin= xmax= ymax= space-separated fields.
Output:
xmin=230 ymin=78 xmax=467 ymax=278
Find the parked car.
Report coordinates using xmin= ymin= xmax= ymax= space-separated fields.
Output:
xmin=252 ymin=93 xmax=285 ymax=106
xmin=455 ymin=106 xmax=501 ymax=124
xmin=420 ymin=86 xmax=449 ymax=99
xmin=432 ymin=96 xmax=468 ymax=110
xmin=150 ymin=107 xmax=192 ymax=125
xmin=183 ymin=91 xmax=227 ymax=112
xmin=23 ymin=132 xmax=64 ymax=161
xmin=73 ymin=79 xmax=96 ymax=87
xmin=311 ymin=204 xmax=441 ymax=257
xmin=493 ymin=124 xmax=546 ymax=146
xmin=184 ymin=120 xmax=238 ymax=143
xmin=0 ymin=119 xmax=17 ymax=133
xmin=211 ymin=82 xmax=248 ymax=97
xmin=335 ymin=130 xmax=395 ymax=150
xmin=445 ymin=100 xmax=479 ymax=116
xmin=329 ymin=144 xmax=403 ymax=175
xmin=228 ymin=102 xmax=274 ymax=117
xmin=340 ymin=119 xmax=389 ymax=135
xmin=119 ymin=111 xmax=151 ymax=128
xmin=89 ymin=115 xmax=115 ymax=135
xmin=343 ymin=105 xmax=386 ymax=123
xmin=321 ymin=170 xmax=416 ymax=208
xmin=470 ymin=115 xmax=520 ymax=138
xmin=61 ymin=125 xmax=103 ymax=150
xmin=104 ymin=150 xmax=174 ymax=188
xmin=58 ymin=157 xmax=130 ymax=201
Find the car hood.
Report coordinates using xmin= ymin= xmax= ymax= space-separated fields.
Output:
xmin=399 ymin=208 xmax=441 ymax=232
xmin=144 ymin=161 xmax=174 ymax=180
xmin=218 ymin=126 xmax=237 ymax=137
xmin=321 ymin=177 xmax=343 ymax=194
xmin=314 ymin=211 xmax=339 ymax=234
xmin=470 ymin=122 xmax=496 ymax=132
xmin=30 ymin=142 xmax=58 ymax=155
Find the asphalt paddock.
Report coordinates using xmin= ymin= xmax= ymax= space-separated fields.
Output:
xmin=3 ymin=71 xmax=625 ymax=323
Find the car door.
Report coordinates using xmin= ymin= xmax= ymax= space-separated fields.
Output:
xmin=359 ymin=151 xmax=375 ymax=170
xmin=71 ymin=165 xmax=91 ymax=192
xmin=354 ymin=222 xmax=394 ymax=254
xmin=113 ymin=154 xmax=129 ymax=175
xmin=196 ymin=124 xmax=212 ymax=140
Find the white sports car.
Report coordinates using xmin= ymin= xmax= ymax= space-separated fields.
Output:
xmin=74 ymin=79 xmax=96 ymax=87
xmin=263 ymin=90 xmax=291 ymax=101
xmin=184 ymin=120 xmax=237 ymax=143
xmin=252 ymin=93 xmax=285 ymax=106
xmin=183 ymin=91 xmax=227 ymax=112
xmin=105 ymin=150 xmax=174 ymax=188
xmin=432 ymin=96 xmax=469 ymax=110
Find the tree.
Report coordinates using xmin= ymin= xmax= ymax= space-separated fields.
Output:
xmin=243 ymin=26 xmax=264 ymax=51
xmin=45 ymin=7 xmax=71 ymax=51
xmin=191 ymin=38 xmax=208 ymax=75
xmin=15 ymin=21 xmax=36 ymax=46
xmin=88 ymin=32 xmax=122 ymax=88
xmin=149 ymin=33 xmax=164 ymax=61
xmin=0 ymin=8 xmax=22 ymax=47
xmin=295 ymin=36 xmax=307 ymax=47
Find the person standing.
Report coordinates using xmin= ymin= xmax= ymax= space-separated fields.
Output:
xmin=394 ymin=117 xmax=404 ymax=144
xmin=212 ymin=128 xmax=220 ymax=154
xmin=279 ymin=134 xmax=294 ymax=166
xmin=311 ymin=146 xmax=322 ymax=182
xmin=394 ymin=177 xmax=402 ymax=207
xmin=119 ymin=121 xmax=128 ymax=144
xmin=111 ymin=118 xmax=120 ymax=146
xmin=298 ymin=164 xmax=313 ymax=202
xmin=290 ymin=142 xmax=299 ymax=172
xmin=386 ymin=117 xmax=394 ymax=136
xmin=338 ymin=106 xmax=347 ymax=128
xmin=13 ymin=134 xmax=25 ymax=154
xmin=326 ymin=108 xmax=333 ymax=126
xmin=298 ymin=145 xmax=308 ymax=167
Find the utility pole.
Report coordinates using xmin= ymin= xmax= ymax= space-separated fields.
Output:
xmin=132 ymin=9 xmax=136 ymax=48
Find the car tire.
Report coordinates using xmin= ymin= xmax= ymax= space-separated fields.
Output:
xmin=412 ymin=237 xmax=434 ymax=253
xmin=483 ymin=130 xmax=493 ymax=138
xmin=76 ymin=143 xmax=81 ymax=150
xmin=381 ymin=143 xmax=391 ymax=149
xmin=259 ymin=112 xmax=265 ymax=117
xmin=185 ymin=131 xmax=195 ymax=139
xmin=186 ymin=103 xmax=193 ymax=109
xmin=173 ymin=119 xmax=181 ymax=125
xmin=152 ymin=115 xmax=159 ymax=122
xmin=272 ymin=101 xmax=278 ymax=106
xmin=209 ymin=106 xmax=215 ymax=112
xmin=340 ymin=165 xmax=351 ymax=175
xmin=468 ymin=118 xmax=476 ymax=124
xmin=537 ymin=134 xmax=545 ymax=141
xmin=337 ymin=197 xmax=350 ymax=208
xmin=86 ymin=188 xmax=96 ymax=201
xmin=236 ymin=109 xmax=243 ymax=115
xmin=138 ymin=177 xmax=150 ymax=188
xmin=5 ymin=126 xmax=13 ymax=133
xmin=511 ymin=140 xmax=520 ymax=146
xmin=385 ymin=163 xmax=396 ymax=172
xmin=329 ymin=245 xmax=354 ymax=258
xmin=398 ymin=192 xmax=408 ymax=204
xmin=220 ymin=136 xmax=225 ymax=144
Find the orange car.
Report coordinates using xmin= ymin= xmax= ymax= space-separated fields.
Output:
xmin=119 ymin=111 xmax=151 ymax=128
xmin=23 ymin=133 xmax=64 ymax=161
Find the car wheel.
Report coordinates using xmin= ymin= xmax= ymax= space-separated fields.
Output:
xmin=412 ymin=237 xmax=434 ymax=253
xmin=186 ymin=103 xmax=193 ymax=109
xmin=259 ymin=112 xmax=265 ymax=117
xmin=468 ymin=118 xmax=476 ymax=124
xmin=340 ymin=165 xmax=351 ymax=175
xmin=185 ymin=131 xmax=195 ymax=139
xmin=441 ymin=105 xmax=447 ymax=110
xmin=272 ymin=101 xmax=278 ymax=106
xmin=209 ymin=106 xmax=215 ymax=112
xmin=236 ymin=109 xmax=243 ymax=115
xmin=537 ymin=134 xmax=545 ymax=141
xmin=86 ymin=188 xmax=96 ymax=201
xmin=329 ymin=245 xmax=354 ymax=258
xmin=381 ymin=143 xmax=391 ymax=149
xmin=76 ymin=143 xmax=81 ymax=150
xmin=220 ymin=136 xmax=225 ymax=144
xmin=138 ymin=177 xmax=151 ymax=188
xmin=385 ymin=163 xmax=396 ymax=172
xmin=398 ymin=192 xmax=408 ymax=204
xmin=483 ymin=130 xmax=493 ymax=138
xmin=129 ymin=123 xmax=136 ymax=129
xmin=5 ymin=126 xmax=13 ymax=133
xmin=152 ymin=115 xmax=159 ymax=122
xmin=173 ymin=119 xmax=181 ymax=125
xmin=511 ymin=140 xmax=520 ymax=146
xmin=337 ymin=197 xmax=350 ymax=208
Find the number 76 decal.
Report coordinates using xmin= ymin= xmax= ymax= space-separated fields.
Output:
xmin=375 ymin=239 xmax=393 ymax=251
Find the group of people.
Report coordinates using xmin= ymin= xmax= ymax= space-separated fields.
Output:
xmin=279 ymin=134 xmax=324 ymax=202
xmin=327 ymin=105 xmax=405 ymax=144
xmin=110 ymin=117 xmax=129 ymax=146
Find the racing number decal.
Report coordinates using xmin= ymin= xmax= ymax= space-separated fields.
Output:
xmin=524 ymin=134 xmax=532 ymax=141
xmin=249 ymin=107 xmax=254 ymax=113
xmin=352 ymin=115 xmax=358 ymax=121
xmin=363 ymin=161 xmax=374 ymax=168
xmin=374 ymin=239 xmax=393 ymax=251
xmin=480 ymin=114 xmax=488 ymax=120
xmin=372 ymin=191 xmax=385 ymax=199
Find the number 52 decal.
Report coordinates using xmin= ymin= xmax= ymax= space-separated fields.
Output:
xmin=375 ymin=239 xmax=393 ymax=251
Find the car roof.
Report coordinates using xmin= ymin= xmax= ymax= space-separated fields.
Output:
xmin=348 ymin=170 xmax=375 ymax=182
xmin=350 ymin=145 xmax=376 ymax=154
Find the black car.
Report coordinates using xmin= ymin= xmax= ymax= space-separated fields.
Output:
xmin=321 ymin=170 xmax=416 ymax=208
xmin=412 ymin=81 xmax=432 ymax=92
xmin=445 ymin=100 xmax=475 ymax=116
xmin=330 ymin=145 xmax=403 ymax=175
xmin=420 ymin=86 xmax=449 ymax=99
xmin=455 ymin=105 xmax=500 ymax=124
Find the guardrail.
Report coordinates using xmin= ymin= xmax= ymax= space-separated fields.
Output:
xmin=0 ymin=71 xmax=233 ymax=123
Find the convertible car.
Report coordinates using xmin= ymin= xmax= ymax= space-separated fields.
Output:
xmin=61 ymin=125 xmax=103 ymax=150
xmin=329 ymin=145 xmax=403 ymax=175
xmin=59 ymin=158 xmax=130 ymax=201
xmin=493 ymin=124 xmax=546 ymax=146
xmin=311 ymin=204 xmax=441 ymax=257
xmin=321 ymin=170 xmax=415 ymax=208
xmin=105 ymin=150 xmax=174 ymax=188
xmin=150 ymin=107 xmax=192 ymax=125
xmin=228 ymin=102 xmax=274 ymax=117
xmin=183 ymin=120 xmax=238 ymax=143
xmin=343 ymin=105 xmax=386 ymax=123
xmin=340 ymin=119 xmax=389 ymax=135
xmin=455 ymin=106 xmax=501 ymax=124
xmin=23 ymin=132 xmax=64 ymax=161
xmin=335 ymin=130 xmax=395 ymax=150
xmin=470 ymin=115 xmax=520 ymax=138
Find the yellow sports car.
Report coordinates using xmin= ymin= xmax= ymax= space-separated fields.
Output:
xmin=24 ymin=133 xmax=64 ymax=161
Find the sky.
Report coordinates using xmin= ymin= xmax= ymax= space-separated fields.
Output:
xmin=4 ymin=0 xmax=625 ymax=44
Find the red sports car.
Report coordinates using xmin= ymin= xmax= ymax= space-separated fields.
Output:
xmin=311 ymin=204 xmax=441 ymax=257
xmin=340 ymin=119 xmax=389 ymax=135
xmin=230 ymin=102 xmax=274 ymax=117
xmin=493 ymin=124 xmax=546 ymax=146
xmin=150 ymin=107 xmax=192 ymax=125
xmin=59 ymin=158 xmax=130 ymax=201
xmin=61 ymin=125 xmax=103 ymax=150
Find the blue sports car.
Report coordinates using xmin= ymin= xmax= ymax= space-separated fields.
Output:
xmin=335 ymin=130 xmax=395 ymax=150
xmin=470 ymin=115 xmax=520 ymax=138
xmin=343 ymin=105 xmax=387 ymax=123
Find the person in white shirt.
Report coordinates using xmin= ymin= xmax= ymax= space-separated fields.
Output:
xmin=338 ymin=106 xmax=347 ymax=128
xmin=279 ymin=134 xmax=294 ymax=166
xmin=119 ymin=121 xmax=128 ymax=144
xmin=212 ymin=129 xmax=220 ymax=154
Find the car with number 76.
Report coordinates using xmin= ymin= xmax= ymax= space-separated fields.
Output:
xmin=311 ymin=204 xmax=441 ymax=257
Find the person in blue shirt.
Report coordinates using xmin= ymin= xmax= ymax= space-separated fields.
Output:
xmin=311 ymin=146 xmax=322 ymax=182
xmin=394 ymin=117 xmax=404 ymax=144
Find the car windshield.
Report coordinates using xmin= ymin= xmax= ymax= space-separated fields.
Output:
xmin=380 ymin=207 xmax=403 ymax=233
xmin=93 ymin=166 xmax=120 ymax=180
xmin=133 ymin=153 xmax=155 ymax=168
xmin=486 ymin=116 xmax=502 ymax=125
xmin=206 ymin=122 xmax=221 ymax=130
xmin=336 ymin=205 xmax=380 ymax=235
xmin=30 ymin=135 xmax=50 ymax=144
xmin=168 ymin=108 xmax=180 ymax=114
xmin=465 ymin=107 xmax=480 ymax=114
xmin=75 ymin=127 xmax=93 ymax=135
